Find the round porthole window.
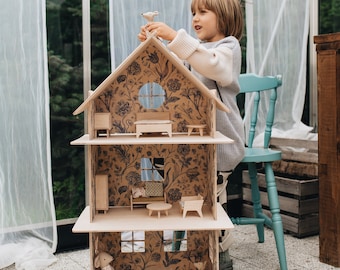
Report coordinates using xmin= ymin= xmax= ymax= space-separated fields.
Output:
xmin=138 ymin=82 xmax=165 ymax=109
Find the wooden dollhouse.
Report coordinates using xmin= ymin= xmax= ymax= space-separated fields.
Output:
xmin=71 ymin=34 xmax=234 ymax=270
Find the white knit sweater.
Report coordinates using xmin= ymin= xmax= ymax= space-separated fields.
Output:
xmin=168 ymin=29 xmax=245 ymax=171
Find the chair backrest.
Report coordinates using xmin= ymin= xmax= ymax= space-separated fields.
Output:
xmin=238 ymin=73 xmax=282 ymax=149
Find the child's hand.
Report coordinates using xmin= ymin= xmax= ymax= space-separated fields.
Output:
xmin=138 ymin=22 xmax=177 ymax=42
xmin=138 ymin=25 xmax=148 ymax=42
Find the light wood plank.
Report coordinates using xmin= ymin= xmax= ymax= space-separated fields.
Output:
xmin=73 ymin=204 xmax=234 ymax=233
xmin=71 ymin=132 xmax=234 ymax=145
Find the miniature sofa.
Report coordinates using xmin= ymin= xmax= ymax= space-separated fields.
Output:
xmin=130 ymin=181 xmax=166 ymax=210
xmin=180 ymin=194 xmax=204 ymax=218
xmin=134 ymin=112 xmax=172 ymax=138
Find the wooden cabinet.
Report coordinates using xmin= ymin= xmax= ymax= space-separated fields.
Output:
xmin=94 ymin=113 xmax=111 ymax=138
xmin=95 ymin=175 xmax=109 ymax=213
xmin=314 ymin=32 xmax=340 ymax=267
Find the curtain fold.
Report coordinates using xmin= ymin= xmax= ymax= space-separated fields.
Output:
xmin=109 ymin=0 xmax=193 ymax=69
xmin=0 ymin=0 xmax=57 ymax=269
xmin=244 ymin=0 xmax=316 ymax=146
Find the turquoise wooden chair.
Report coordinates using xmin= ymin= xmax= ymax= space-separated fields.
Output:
xmin=232 ymin=73 xmax=287 ymax=270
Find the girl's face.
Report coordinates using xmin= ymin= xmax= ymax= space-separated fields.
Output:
xmin=191 ymin=5 xmax=224 ymax=42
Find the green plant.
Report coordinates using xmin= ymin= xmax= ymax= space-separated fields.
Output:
xmin=47 ymin=0 xmax=111 ymax=219
xmin=319 ymin=0 xmax=340 ymax=34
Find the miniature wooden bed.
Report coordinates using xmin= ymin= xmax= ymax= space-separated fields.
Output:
xmin=180 ymin=194 xmax=204 ymax=218
xmin=134 ymin=112 xmax=172 ymax=138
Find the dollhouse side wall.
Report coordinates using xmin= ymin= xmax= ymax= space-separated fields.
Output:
xmin=207 ymin=94 xmax=218 ymax=219
xmin=88 ymin=99 xmax=95 ymax=140
xmin=89 ymin=145 xmax=95 ymax=222
xmin=208 ymin=90 xmax=217 ymax=138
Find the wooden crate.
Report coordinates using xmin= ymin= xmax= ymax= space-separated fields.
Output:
xmin=242 ymin=137 xmax=319 ymax=238
xmin=242 ymin=172 xmax=319 ymax=238
xmin=270 ymin=137 xmax=318 ymax=179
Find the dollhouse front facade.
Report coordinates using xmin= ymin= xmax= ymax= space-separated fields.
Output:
xmin=71 ymin=35 xmax=234 ymax=270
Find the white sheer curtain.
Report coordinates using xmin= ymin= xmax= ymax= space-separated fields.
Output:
xmin=245 ymin=0 xmax=316 ymax=146
xmin=109 ymin=0 xmax=316 ymax=146
xmin=109 ymin=0 xmax=193 ymax=69
xmin=0 ymin=0 xmax=57 ymax=269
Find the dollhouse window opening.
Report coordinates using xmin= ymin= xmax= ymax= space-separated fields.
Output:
xmin=141 ymin=157 xmax=164 ymax=181
xmin=138 ymin=82 xmax=165 ymax=109
xmin=163 ymin=230 xmax=187 ymax=252
xmin=121 ymin=231 xmax=145 ymax=253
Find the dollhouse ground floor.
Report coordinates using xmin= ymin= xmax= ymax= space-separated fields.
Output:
xmin=4 ymin=225 xmax=336 ymax=270
xmin=73 ymin=204 xmax=233 ymax=269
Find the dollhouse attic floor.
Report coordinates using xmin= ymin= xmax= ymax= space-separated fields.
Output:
xmin=4 ymin=225 xmax=339 ymax=270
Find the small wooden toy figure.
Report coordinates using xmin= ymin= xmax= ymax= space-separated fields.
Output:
xmin=141 ymin=11 xmax=159 ymax=22
xmin=94 ymin=237 xmax=115 ymax=270
xmin=94 ymin=252 xmax=114 ymax=270
xmin=194 ymin=261 xmax=207 ymax=270
xmin=141 ymin=11 xmax=159 ymax=39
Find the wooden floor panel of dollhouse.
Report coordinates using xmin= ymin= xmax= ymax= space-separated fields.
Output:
xmin=72 ymin=203 xmax=234 ymax=233
xmin=70 ymin=131 xmax=234 ymax=145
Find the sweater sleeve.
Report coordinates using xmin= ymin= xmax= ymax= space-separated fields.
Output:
xmin=167 ymin=29 xmax=235 ymax=87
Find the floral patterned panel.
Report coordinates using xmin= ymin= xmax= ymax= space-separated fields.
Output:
xmin=94 ymin=143 xmax=214 ymax=206
xmin=93 ymin=43 xmax=210 ymax=134
xmin=93 ymin=230 xmax=213 ymax=270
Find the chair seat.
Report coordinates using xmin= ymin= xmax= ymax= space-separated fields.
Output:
xmin=242 ymin=147 xmax=281 ymax=163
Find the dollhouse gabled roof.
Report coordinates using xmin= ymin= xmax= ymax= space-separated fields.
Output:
xmin=73 ymin=34 xmax=230 ymax=115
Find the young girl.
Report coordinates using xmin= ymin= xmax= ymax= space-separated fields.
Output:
xmin=139 ymin=0 xmax=245 ymax=267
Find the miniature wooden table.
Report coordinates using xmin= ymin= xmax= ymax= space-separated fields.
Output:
xmin=146 ymin=202 xmax=172 ymax=218
xmin=186 ymin=124 xmax=206 ymax=136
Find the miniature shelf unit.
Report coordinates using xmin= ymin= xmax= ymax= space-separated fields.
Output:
xmin=95 ymin=175 xmax=109 ymax=214
xmin=71 ymin=35 xmax=234 ymax=270
xmin=94 ymin=113 xmax=112 ymax=138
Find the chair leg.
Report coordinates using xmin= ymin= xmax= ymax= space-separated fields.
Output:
xmin=248 ymin=162 xmax=265 ymax=243
xmin=264 ymin=162 xmax=287 ymax=270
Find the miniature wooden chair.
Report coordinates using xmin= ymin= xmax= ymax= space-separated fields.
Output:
xmin=232 ymin=73 xmax=287 ymax=270
xmin=179 ymin=194 xmax=204 ymax=218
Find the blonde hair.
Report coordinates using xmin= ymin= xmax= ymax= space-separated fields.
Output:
xmin=191 ymin=0 xmax=244 ymax=40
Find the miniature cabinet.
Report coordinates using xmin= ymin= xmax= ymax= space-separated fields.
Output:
xmin=95 ymin=175 xmax=109 ymax=214
xmin=71 ymin=35 xmax=234 ymax=270
xmin=130 ymin=181 xmax=166 ymax=210
xmin=94 ymin=113 xmax=111 ymax=138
